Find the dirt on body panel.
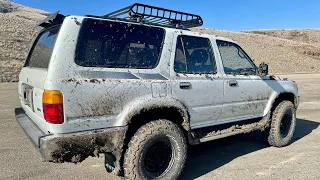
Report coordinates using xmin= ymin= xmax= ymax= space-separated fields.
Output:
xmin=196 ymin=113 xmax=271 ymax=138
xmin=47 ymin=127 xmax=127 ymax=166
xmin=62 ymin=78 xmax=151 ymax=118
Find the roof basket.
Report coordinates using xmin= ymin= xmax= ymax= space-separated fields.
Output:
xmin=102 ymin=3 xmax=203 ymax=29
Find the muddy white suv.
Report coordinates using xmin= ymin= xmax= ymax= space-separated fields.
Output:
xmin=15 ymin=3 xmax=299 ymax=180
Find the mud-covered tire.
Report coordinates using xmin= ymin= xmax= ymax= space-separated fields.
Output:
xmin=123 ymin=119 xmax=187 ymax=180
xmin=267 ymin=101 xmax=296 ymax=147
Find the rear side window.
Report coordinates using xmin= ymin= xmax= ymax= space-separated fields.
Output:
xmin=75 ymin=19 xmax=165 ymax=69
xmin=174 ymin=35 xmax=216 ymax=74
xmin=26 ymin=26 xmax=59 ymax=68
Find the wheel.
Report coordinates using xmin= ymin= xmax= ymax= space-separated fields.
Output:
xmin=123 ymin=119 xmax=187 ymax=180
xmin=267 ymin=101 xmax=296 ymax=147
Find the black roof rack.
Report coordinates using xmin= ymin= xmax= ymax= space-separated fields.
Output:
xmin=94 ymin=3 xmax=203 ymax=29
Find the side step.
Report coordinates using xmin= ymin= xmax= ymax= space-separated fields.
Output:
xmin=195 ymin=114 xmax=271 ymax=143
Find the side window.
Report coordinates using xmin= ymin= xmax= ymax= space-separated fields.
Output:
xmin=26 ymin=26 xmax=60 ymax=68
xmin=75 ymin=19 xmax=164 ymax=69
xmin=216 ymin=40 xmax=256 ymax=74
xmin=174 ymin=35 xmax=216 ymax=74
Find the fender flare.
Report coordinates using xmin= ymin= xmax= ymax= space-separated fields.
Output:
xmin=263 ymin=91 xmax=298 ymax=116
xmin=116 ymin=96 xmax=191 ymax=131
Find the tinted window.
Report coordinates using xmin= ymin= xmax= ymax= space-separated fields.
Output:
xmin=26 ymin=27 xmax=59 ymax=68
xmin=216 ymin=40 xmax=255 ymax=74
xmin=75 ymin=19 xmax=165 ymax=68
xmin=174 ymin=35 xmax=216 ymax=74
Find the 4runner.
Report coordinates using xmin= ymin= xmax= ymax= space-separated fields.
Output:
xmin=15 ymin=3 xmax=299 ymax=180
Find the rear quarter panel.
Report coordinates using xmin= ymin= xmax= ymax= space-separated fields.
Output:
xmin=44 ymin=17 xmax=175 ymax=133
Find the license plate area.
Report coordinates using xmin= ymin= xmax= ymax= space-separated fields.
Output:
xmin=22 ymin=83 xmax=34 ymax=112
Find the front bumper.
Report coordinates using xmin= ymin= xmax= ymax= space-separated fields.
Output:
xmin=15 ymin=108 xmax=127 ymax=165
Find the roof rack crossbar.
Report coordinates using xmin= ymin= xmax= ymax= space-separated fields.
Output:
xmin=147 ymin=17 xmax=165 ymax=23
xmin=150 ymin=19 xmax=168 ymax=25
xmin=101 ymin=3 xmax=203 ymax=29
xmin=157 ymin=21 xmax=170 ymax=26
xmin=104 ymin=11 xmax=127 ymax=18
xmin=103 ymin=5 xmax=132 ymax=18
xmin=145 ymin=17 xmax=157 ymax=21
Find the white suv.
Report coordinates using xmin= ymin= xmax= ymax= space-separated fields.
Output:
xmin=15 ymin=3 xmax=299 ymax=180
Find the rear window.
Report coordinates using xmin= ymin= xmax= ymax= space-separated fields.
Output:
xmin=25 ymin=26 xmax=59 ymax=68
xmin=75 ymin=19 xmax=165 ymax=69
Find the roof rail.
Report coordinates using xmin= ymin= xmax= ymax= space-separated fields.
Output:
xmin=100 ymin=3 xmax=203 ymax=29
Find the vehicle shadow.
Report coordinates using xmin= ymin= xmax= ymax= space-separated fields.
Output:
xmin=179 ymin=118 xmax=319 ymax=180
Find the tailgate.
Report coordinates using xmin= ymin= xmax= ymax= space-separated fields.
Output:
xmin=19 ymin=68 xmax=48 ymax=132
xmin=18 ymin=25 xmax=60 ymax=133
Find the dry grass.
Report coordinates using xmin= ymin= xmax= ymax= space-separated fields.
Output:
xmin=0 ymin=0 xmax=320 ymax=82
xmin=245 ymin=29 xmax=320 ymax=64
xmin=0 ymin=0 xmax=46 ymax=82
xmin=193 ymin=28 xmax=320 ymax=74
xmin=245 ymin=29 xmax=320 ymax=47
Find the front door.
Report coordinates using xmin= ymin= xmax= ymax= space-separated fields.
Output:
xmin=216 ymin=40 xmax=270 ymax=123
xmin=171 ymin=34 xmax=224 ymax=129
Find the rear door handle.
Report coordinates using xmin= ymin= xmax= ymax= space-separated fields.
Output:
xmin=229 ymin=79 xmax=238 ymax=87
xmin=180 ymin=82 xmax=191 ymax=89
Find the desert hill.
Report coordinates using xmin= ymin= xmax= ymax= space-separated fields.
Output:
xmin=193 ymin=28 xmax=320 ymax=74
xmin=0 ymin=0 xmax=47 ymax=82
xmin=0 ymin=0 xmax=319 ymax=82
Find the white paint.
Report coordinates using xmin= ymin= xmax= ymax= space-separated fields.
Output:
xmin=18 ymin=15 xmax=300 ymax=135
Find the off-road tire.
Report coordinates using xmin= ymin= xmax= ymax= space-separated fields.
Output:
xmin=267 ymin=101 xmax=296 ymax=147
xmin=123 ymin=119 xmax=187 ymax=180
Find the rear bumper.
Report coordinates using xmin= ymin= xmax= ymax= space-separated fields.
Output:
xmin=15 ymin=108 xmax=127 ymax=164
xmin=15 ymin=108 xmax=47 ymax=148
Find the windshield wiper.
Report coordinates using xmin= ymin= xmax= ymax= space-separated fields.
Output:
xmin=238 ymin=68 xmax=256 ymax=75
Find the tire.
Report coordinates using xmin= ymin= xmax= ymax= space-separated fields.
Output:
xmin=267 ymin=101 xmax=296 ymax=147
xmin=123 ymin=119 xmax=187 ymax=180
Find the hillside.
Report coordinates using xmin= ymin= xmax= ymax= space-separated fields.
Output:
xmin=0 ymin=0 xmax=47 ymax=82
xmin=0 ymin=0 xmax=320 ymax=82
xmin=245 ymin=29 xmax=320 ymax=47
xmin=193 ymin=28 xmax=320 ymax=74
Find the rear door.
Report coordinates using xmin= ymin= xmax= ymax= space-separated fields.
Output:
xmin=18 ymin=25 xmax=60 ymax=132
xmin=171 ymin=34 xmax=224 ymax=129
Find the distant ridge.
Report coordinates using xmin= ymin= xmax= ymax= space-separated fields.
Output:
xmin=0 ymin=0 xmax=319 ymax=82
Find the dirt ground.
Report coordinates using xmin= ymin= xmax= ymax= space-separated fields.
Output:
xmin=0 ymin=73 xmax=319 ymax=180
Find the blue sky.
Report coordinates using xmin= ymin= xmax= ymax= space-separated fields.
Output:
xmin=13 ymin=0 xmax=319 ymax=31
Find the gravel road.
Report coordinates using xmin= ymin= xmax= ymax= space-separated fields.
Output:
xmin=0 ymin=73 xmax=319 ymax=180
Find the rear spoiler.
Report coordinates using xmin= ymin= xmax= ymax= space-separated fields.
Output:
xmin=38 ymin=11 xmax=65 ymax=28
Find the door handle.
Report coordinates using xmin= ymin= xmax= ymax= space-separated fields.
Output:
xmin=229 ymin=79 xmax=238 ymax=87
xmin=180 ymin=82 xmax=191 ymax=89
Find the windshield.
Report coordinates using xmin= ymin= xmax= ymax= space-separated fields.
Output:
xmin=25 ymin=26 xmax=60 ymax=68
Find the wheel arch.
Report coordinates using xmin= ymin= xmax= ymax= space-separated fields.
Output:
xmin=117 ymin=96 xmax=190 ymax=131
xmin=116 ymin=97 xmax=191 ymax=174
xmin=264 ymin=92 xmax=298 ymax=116
xmin=121 ymin=101 xmax=191 ymax=145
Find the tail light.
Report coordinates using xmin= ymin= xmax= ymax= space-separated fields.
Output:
xmin=42 ymin=90 xmax=64 ymax=124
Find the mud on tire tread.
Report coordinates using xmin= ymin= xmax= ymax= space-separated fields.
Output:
xmin=268 ymin=100 xmax=296 ymax=147
xmin=123 ymin=119 xmax=187 ymax=180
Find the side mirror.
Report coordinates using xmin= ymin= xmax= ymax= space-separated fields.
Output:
xmin=258 ymin=62 xmax=268 ymax=76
